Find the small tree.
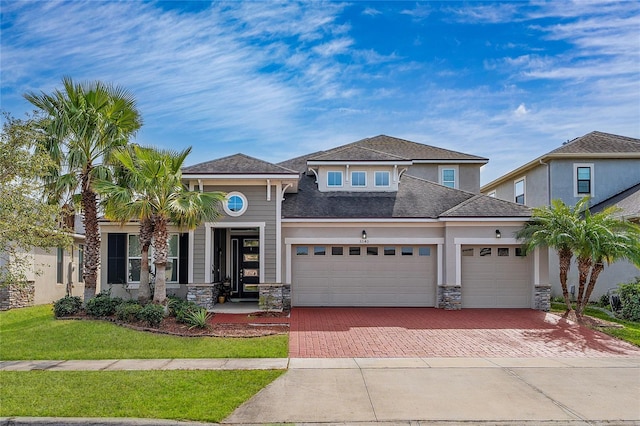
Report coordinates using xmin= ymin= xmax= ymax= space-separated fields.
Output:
xmin=0 ymin=112 xmax=72 ymax=286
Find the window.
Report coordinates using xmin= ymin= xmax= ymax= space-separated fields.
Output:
xmin=384 ymin=247 xmax=396 ymax=256
xmin=296 ymin=247 xmax=308 ymax=256
xmin=128 ymin=234 xmax=179 ymax=283
xmin=314 ymin=246 xmax=326 ymax=256
xmin=418 ymin=247 xmax=431 ymax=256
xmin=166 ymin=234 xmax=179 ymax=283
xmin=442 ymin=169 xmax=455 ymax=188
xmin=401 ymin=247 xmax=413 ymax=256
xmin=367 ymin=247 xmax=378 ymax=256
xmin=351 ymin=171 xmax=366 ymax=187
xmin=327 ymin=171 xmax=343 ymax=187
xmin=56 ymin=247 xmax=64 ymax=283
xmin=480 ymin=248 xmax=492 ymax=257
xmin=223 ymin=191 xmax=248 ymax=217
xmin=515 ymin=248 xmax=526 ymax=257
xmin=331 ymin=247 xmax=343 ymax=256
xmin=498 ymin=248 xmax=509 ymax=257
xmin=78 ymin=244 xmax=84 ymax=282
xmin=349 ymin=247 xmax=361 ymax=255
xmin=514 ymin=178 xmax=525 ymax=205
xmin=575 ymin=164 xmax=593 ymax=196
xmin=462 ymin=248 xmax=474 ymax=256
xmin=128 ymin=235 xmax=142 ymax=282
xmin=374 ymin=171 xmax=390 ymax=187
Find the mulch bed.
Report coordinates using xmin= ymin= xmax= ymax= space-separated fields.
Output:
xmin=58 ymin=312 xmax=289 ymax=338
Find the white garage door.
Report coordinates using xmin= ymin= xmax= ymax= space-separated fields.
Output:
xmin=292 ymin=245 xmax=437 ymax=307
xmin=461 ymin=246 xmax=531 ymax=308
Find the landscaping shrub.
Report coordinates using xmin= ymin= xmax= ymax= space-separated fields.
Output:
xmin=186 ymin=308 xmax=211 ymax=329
xmin=115 ymin=301 xmax=143 ymax=323
xmin=85 ymin=291 xmax=123 ymax=317
xmin=598 ymin=293 xmax=610 ymax=308
xmin=169 ymin=298 xmax=201 ymax=324
xmin=138 ymin=303 xmax=165 ymax=327
xmin=618 ymin=278 xmax=640 ymax=322
xmin=53 ymin=296 xmax=82 ymax=317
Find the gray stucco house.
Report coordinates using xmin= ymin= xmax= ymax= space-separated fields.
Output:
xmin=481 ymin=131 xmax=640 ymax=300
xmin=100 ymin=135 xmax=551 ymax=310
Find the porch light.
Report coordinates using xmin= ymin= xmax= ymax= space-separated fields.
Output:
xmin=495 ymin=229 xmax=501 ymax=238
xmin=362 ymin=230 xmax=367 ymax=240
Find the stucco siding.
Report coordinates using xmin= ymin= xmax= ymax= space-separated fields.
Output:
xmin=408 ymin=164 xmax=481 ymax=193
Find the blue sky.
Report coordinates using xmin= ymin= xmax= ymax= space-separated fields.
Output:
xmin=2 ymin=1 xmax=639 ymax=184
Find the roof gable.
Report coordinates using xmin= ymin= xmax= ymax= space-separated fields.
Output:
xmin=183 ymin=153 xmax=297 ymax=175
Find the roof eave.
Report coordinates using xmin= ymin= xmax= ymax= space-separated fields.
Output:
xmin=182 ymin=173 xmax=301 ymax=179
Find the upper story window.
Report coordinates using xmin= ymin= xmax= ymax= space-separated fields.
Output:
xmin=327 ymin=171 xmax=343 ymax=187
xmin=574 ymin=164 xmax=594 ymax=197
xmin=223 ymin=191 xmax=248 ymax=217
xmin=441 ymin=169 xmax=456 ymax=188
xmin=487 ymin=191 xmax=496 ymax=198
xmin=374 ymin=171 xmax=390 ymax=187
xmin=514 ymin=178 xmax=525 ymax=205
xmin=351 ymin=171 xmax=366 ymax=187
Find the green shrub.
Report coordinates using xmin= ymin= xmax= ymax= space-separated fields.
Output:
xmin=85 ymin=291 xmax=122 ymax=317
xmin=115 ymin=302 xmax=143 ymax=323
xmin=598 ymin=293 xmax=610 ymax=308
xmin=170 ymin=298 xmax=201 ymax=324
xmin=618 ymin=278 xmax=640 ymax=322
xmin=138 ymin=303 xmax=165 ymax=327
xmin=53 ymin=296 xmax=82 ymax=317
xmin=186 ymin=308 xmax=212 ymax=329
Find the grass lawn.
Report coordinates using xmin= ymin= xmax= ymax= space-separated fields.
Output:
xmin=0 ymin=305 xmax=288 ymax=360
xmin=550 ymin=302 xmax=640 ymax=347
xmin=0 ymin=369 xmax=284 ymax=423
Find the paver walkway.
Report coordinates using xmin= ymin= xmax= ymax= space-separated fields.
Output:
xmin=289 ymin=307 xmax=640 ymax=358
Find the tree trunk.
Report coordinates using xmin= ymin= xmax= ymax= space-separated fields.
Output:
xmin=575 ymin=256 xmax=592 ymax=319
xmin=581 ymin=262 xmax=604 ymax=314
xmin=81 ymin=169 xmax=99 ymax=302
xmin=137 ymin=217 xmax=154 ymax=304
xmin=558 ymin=248 xmax=574 ymax=315
xmin=152 ymin=215 xmax=168 ymax=305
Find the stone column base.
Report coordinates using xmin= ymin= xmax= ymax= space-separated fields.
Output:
xmin=186 ymin=284 xmax=217 ymax=310
xmin=438 ymin=285 xmax=461 ymax=310
xmin=534 ymin=285 xmax=551 ymax=311
xmin=0 ymin=282 xmax=35 ymax=311
xmin=258 ymin=283 xmax=291 ymax=312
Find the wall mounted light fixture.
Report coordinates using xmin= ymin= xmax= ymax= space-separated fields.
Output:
xmin=495 ymin=229 xmax=501 ymax=238
xmin=362 ymin=230 xmax=367 ymax=240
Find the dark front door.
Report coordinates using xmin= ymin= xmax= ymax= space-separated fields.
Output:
xmin=231 ymin=236 xmax=260 ymax=299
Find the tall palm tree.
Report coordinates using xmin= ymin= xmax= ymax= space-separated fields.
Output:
xmin=516 ymin=198 xmax=587 ymax=316
xmin=95 ymin=145 xmax=225 ymax=305
xmin=25 ymin=77 xmax=142 ymax=301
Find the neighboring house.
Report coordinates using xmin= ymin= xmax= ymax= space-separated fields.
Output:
xmin=481 ymin=131 xmax=640 ymax=300
xmin=0 ymin=215 xmax=86 ymax=310
xmin=101 ymin=135 xmax=551 ymax=310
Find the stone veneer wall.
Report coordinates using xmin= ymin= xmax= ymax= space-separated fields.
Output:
xmin=186 ymin=284 xmax=218 ymax=310
xmin=258 ymin=283 xmax=291 ymax=312
xmin=0 ymin=282 xmax=35 ymax=311
xmin=534 ymin=285 xmax=551 ymax=312
xmin=438 ymin=285 xmax=461 ymax=310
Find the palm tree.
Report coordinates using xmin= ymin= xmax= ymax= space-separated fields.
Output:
xmin=95 ymin=145 xmax=225 ymax=305
xmin=25 ymin=77 xmax=142 ymax=301
xmin=516 ymin=198 xmax=587 ymax=316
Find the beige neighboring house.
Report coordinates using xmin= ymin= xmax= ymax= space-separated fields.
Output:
xmin=100 ymin=135 xmax=552 ymax=311
xmin=0 ymin=215 xmax=87 ymax=310
xmin=481 ymin=131 xmax=640 ymax=301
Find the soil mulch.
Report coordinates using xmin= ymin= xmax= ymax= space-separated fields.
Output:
xmin=58 ymin=312 xmax=289 ymax=338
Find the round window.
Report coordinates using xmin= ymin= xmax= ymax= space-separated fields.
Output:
xmin=223 ymin=192 xmax=248 ymax=217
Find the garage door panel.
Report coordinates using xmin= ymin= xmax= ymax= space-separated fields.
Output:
xmin=292 ymin=245 xmax=436 ymax=307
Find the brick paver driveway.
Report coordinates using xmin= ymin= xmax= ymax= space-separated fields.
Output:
xmin=289 ymin=307 xmax=640 ymax=358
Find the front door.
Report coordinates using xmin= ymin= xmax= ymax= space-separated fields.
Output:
xmin=231 ymin=236 xmax=260 ymax=299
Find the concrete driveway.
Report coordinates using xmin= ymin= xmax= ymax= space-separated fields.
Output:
xmin=289 ymin=307 xmax=640 ymax=358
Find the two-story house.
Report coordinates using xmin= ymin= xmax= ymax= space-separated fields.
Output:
xmin=100 ymin=135 xmax=551 ymax=310
xmin=481 ymin=131 xmax=640 ymax=300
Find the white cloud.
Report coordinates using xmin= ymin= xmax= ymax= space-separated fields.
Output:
xmin=514 ymin=103 xmax=529 ymax=117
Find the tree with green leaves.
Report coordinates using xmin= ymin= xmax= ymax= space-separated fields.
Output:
xmin=95 ymin=145 xmax=225 ymax=305
xmin=0 ymin=112 xmax=72 ymax=287
xmin=517 ymin=197 xmax=640 ymax=321
xmin=25 ymin=77 xmax=142 ymax=301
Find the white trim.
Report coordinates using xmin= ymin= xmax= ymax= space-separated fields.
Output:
xmin=327 ymin=170 xmax=343 ymax=188
xmin=223 ymin=191 xmax=248 ymax=217
xmin=282 ymin=218 xmax=440 ymax=223
xmin=534 ymin=247 xmax=540 ymax=286
xmin=276 ymin=184 xmax=283 ymax=283
xmin=573 ymin=163 xmax=594 ymax=198
xmin=285 ymin=237 xmax=445 ymax=245
xmin=308 ymin=168 xmax=319 ymax=183
xmin=439 ymin=217 xmax=529 ymax=222
xmin=438 ymin=165 xmax=458 ymax=189
xmin=514 ymin=177 xmax=526 ymax=205
xmin=266 ymin=179 xmax=271 ymax=201
xmin=308 ymin=160 xmax=413 ymax=166
xmin=437 ymin=243 xmax=443 ymax=285
xmin=414 ymin=159 xmax=487 ymax=164
xmin=453 ymin=237 xmax=521 ymax=286
xmin=188 ymin=229 xmax=194 ymax=283
xmin=183 ymin=173 xmax=299 ymax=180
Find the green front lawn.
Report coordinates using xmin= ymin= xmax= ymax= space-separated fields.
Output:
xmin=0 ymin=305 xmax=288 ymax=360
xmin=0 ymin=369 xmax=284 ymax=423
xmin=550 ymin=302 xmax=640 ymax=347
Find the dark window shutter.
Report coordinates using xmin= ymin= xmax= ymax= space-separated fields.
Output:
xmin=179 ymin=233 xmax=188 ymax=284
xmin=107 ymin=233 xmax=127 ymax=284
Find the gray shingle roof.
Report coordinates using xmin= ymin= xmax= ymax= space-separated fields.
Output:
xmin=440 ymin=194 xmax=531 ymax=217
xmin=309 ymin=145 xmax=408 ymax=162
xmin=550 ymin=131 xmax=640 ymax=155
xmin=589 ymin=182 xmax=640 ymax=221
xmin=282 ymin=174 xmax=529 ymax=219
xmin=183 ymin=153 xmax=297 ymax=175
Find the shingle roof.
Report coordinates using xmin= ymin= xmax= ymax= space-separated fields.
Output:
xmin=440 ymin=194 xmax=531 ymax=217
xmin=183 ymin=153 xmax=297 ymax=175
xmin=589 ymin=182 xmax=640 ymax=221
xmin=309 ymin=145 xmax=409 ymax=162
xmin=282 ymin=174 xmax=529 ymax=219
xmin=318 ymin=135 xmax=488 ymax=163
xmin=549 ymin=131 xmax=640 ymax=155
